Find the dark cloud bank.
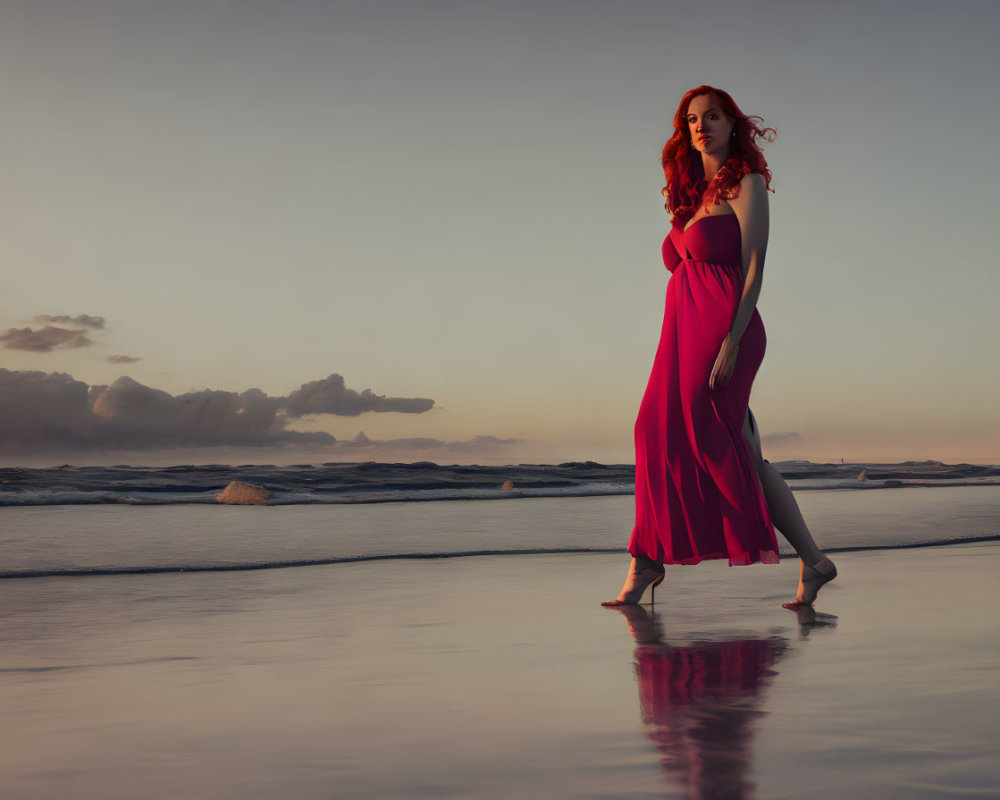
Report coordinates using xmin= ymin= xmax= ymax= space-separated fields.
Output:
xmin=0 ymin=369 xmax=457 ymax=453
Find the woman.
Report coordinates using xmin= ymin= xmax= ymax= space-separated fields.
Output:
xmin=603 ymin=85 xmax=836 ymax=610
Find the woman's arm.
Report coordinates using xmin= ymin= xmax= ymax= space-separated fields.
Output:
xmin=708 ymin=172 xmax=769 ymax=390
xmin=729 ymin=172 xmax=769 ymax=343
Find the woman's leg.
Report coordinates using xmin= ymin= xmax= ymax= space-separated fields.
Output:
xmin=742 ymin=411 xmax=836 ymax=604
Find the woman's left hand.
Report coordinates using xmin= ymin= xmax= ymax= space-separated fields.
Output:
xmin=709 ymin=335 xmax=739 ymax=391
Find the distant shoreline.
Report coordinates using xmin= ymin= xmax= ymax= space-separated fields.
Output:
xmin=2 ymin=458 xmax=998 ymax=471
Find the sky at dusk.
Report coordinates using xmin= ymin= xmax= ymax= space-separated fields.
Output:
xmin=2 ymin=0 xmax=999 ymax=466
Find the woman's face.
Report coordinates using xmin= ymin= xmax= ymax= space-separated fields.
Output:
xmin=685 ymin=93 xmax=734 ymax=156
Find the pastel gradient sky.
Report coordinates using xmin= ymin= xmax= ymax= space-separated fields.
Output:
xmin=2 ymin=0 xmax=998 ymax=465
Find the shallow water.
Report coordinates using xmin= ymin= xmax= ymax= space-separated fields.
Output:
xmin=0 ymin=485 xmax=997 ymax=576
xmin=1 ymin=484 xmax=998 ymax=797
xmin=0 ymin=544 xmax=996 ymax=799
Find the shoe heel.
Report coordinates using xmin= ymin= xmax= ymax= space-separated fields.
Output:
xmin=649 ymin=573 xmax=665 ymax=606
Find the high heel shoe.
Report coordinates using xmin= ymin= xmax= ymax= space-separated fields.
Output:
xmin=649 ymin=573 xmax=665 ymax=607
xmin=782 ymin=558 xmax=837 ymax=610
xmin=602 ymin=565 xmax=666 ymax=607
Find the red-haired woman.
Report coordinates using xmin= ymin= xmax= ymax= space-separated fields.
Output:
xmin=603 ymin=86 xmax=836 ymax=609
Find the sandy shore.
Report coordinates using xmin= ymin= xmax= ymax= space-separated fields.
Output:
xmin=0 ymin=543 xmax=997 ymax=799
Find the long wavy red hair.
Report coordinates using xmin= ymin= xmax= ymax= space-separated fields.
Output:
xmin=662 ymin=85 xmax=776 ymax=228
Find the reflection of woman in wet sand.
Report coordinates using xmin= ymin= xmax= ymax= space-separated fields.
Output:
xmin=613 ymin=605 xmax=787 ymax=799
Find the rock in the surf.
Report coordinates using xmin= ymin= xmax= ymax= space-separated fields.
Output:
xmin=217 ymin=480 xmax=273 ymax=505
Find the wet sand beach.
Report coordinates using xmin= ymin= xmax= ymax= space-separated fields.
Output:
xmin=0 ymin=541 xmax=997 ymax=799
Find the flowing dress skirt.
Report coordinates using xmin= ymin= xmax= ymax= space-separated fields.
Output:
xmin=628 ymin=215 xmax=778 ymax=566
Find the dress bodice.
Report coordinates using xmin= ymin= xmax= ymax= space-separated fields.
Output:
xmin=662 ymin=214 xmax=742 ymax=273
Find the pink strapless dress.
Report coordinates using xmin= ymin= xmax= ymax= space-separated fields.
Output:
xmin=628 ymin=214 xmax=778 ymax=566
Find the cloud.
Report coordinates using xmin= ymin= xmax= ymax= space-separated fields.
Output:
xmin=761 ymin=432 xmax=802 ymax=445
xmin=0 ymin=370 xmax=95 ymax=444
xmin=85 ymin=377 xmax=326 ymax=448
xmin=324 ymin=432 xmax=522 ymax=454
xmin=108 ymin=355 xmax=142 ymax=364
xmin=0 ymin=326 xmax=92 ymax=352
xmin=445 ymin=435 xmax=522 ymax=452
xmin=337 ymin=431 xmax=523 ymax=453
xmin=283 ymin=373 xmax=434 ymax=417
xmin=34 ymin=314 xmax=106 ymax=329
xmin=0 ymin=369 xmax=437 ymax=452
xmin=0 ymin=313 xmax=108 ymax=352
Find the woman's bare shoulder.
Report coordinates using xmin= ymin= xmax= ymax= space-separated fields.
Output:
xmin=731 ymin=172 xmax=768 ymax=210
xmin=740 ymin=172 xmax=767 ymax=196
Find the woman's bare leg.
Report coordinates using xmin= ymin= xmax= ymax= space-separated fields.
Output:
xmin=743 ymin=410 xmax=836 ymax=604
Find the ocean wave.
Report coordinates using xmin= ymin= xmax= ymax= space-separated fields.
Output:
xmin=1 ymin=460 xmax=998 ymax=507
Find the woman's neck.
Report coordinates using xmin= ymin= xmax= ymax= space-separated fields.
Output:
xmin=701 ymin=147 xmax=731 ymax=183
